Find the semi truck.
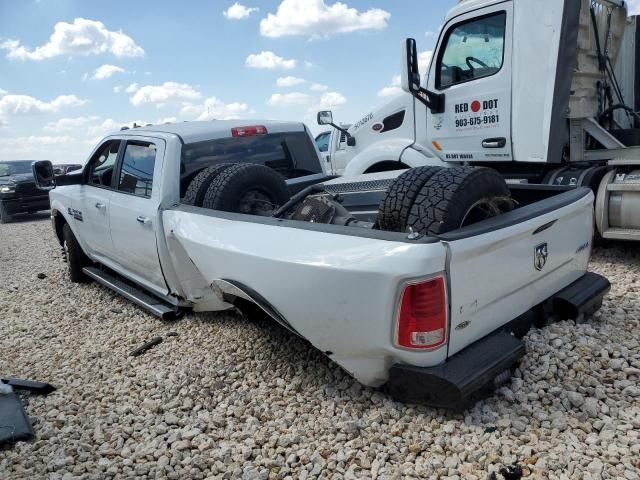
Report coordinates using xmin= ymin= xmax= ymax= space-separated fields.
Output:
xmin=318 ymin=0 xmax=640 ymax=241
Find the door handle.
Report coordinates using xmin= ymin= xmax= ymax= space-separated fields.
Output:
xmin=95 ymin=202 xmax=106 ymax=209
xmin=482 ymin=137 xmax=506 ymax=149
xmin=136 ymin=216 xmax=150 ymax=225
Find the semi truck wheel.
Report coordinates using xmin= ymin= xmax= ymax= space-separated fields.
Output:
xmin=407 ymin=167 xmax=514 ymax=235
xmin=182 ymin=164 xmax=234 ymax=207
xmin=377 ymin=166 xmax=442 ymax=232
xmin=201 ymin=163 xmax=290 ymax=216
xmin=62 ymin=223 xmax=91 ymax=283
xmin=0 ymin=202 xmax=13 ymax=224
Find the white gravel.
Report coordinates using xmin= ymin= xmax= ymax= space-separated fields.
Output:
xmin=1 ymin=215 xmax=639 ymax=480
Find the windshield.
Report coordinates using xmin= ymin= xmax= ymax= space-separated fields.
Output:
xmin=0 ymin=161 xmax=33 ymax=176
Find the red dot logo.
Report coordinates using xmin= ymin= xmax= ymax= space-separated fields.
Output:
xmin=471 ymin=100 xmax=481 ymax=113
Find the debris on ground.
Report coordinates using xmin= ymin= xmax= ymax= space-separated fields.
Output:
xmin=129 ymin=336 xmax=163 ymax=357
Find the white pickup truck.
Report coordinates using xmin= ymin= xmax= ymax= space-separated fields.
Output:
xmin=32 ymin=120 xmax=609 ymax=409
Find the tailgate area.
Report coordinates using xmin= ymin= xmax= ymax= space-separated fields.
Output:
xmin=440 ymin=187 xmax=595 ymax=356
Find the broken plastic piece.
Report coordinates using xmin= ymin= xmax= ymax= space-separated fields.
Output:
xmin=1 ymin=378 xmax=56 ymax=394
xmin=0 ymin=392 xmax=34 ymax=446
xmin=130 ymin=337 xmax=163 ymax=357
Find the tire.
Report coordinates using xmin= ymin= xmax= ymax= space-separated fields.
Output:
xmin=182 ymin=164 xmax=234 ymax=207
xmin=201 ymin=163 xmax=290 ymax=216
xmin=0 ymin=202 xmax=13 ymax=224
xmin=377 ymin=166 xmax=443 ymax=232
xmin=62 ymin=223 xmax=91 ymax=283
xmin=407 ymin=167 xmax=512 ymax=235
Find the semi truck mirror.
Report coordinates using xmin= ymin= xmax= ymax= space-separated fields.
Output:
xmin=317 ymin=111 xmax=333 ymax=125
xmin=32 ymin=160 xmax=56 ymax=190
xmin=401 ymin=38 xmax=421 ymax=93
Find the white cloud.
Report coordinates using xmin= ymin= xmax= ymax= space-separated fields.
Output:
xmin=378 ymin=75 xmax=402 ymax=97
xmin=319 ymin=91 xmax=346 ymax=108
xmin=267 ymin=92 xmax=311 ymax=106
xmin=129 ymin=82 xmax=201 ymax=107
xmin=260 ymin=0 xmax=390 ymax=38
xmin=157 ymin=116 xmax=177 ymax=124
xmin=181 ymin=97 xmax=253 ymax=120
xmin=113 ymin=85 xmax=122 ymax=93
xmin=419 ymin=50 xmax=433 ymax=73
xmin=425 ymin=30 xmax=436 ymax=38
xmin=246 ymin=51 xmax=295 ymax=69
xmin=223 ymin=2 xmax=259 ymax=19
xmin=309 ymin=83 xmax=328 ymax=92
xmin=0 ymin=18 xmax=144 ymax=61
xmin=628 ymin=0 xmax=640 ymax=15
xmin=0 ymin=94 xmax=86 ymax=118
xmin=0 ymin=135 xmax=76 ymax=161
xmin=276 ymin=76 xmax=306 ymax=87
xmin=0 ymin=88 xmax=7 ymax=96
xmin=92 ymin=64 xmax=125 ymax=80
xmin=44 ymin=116 xmax=100 ymax=132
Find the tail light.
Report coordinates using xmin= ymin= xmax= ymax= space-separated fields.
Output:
xmin=396 ymin=276 xmax=447 ymax=349
xmin=231 ymin=125 xmax=267 ymax=137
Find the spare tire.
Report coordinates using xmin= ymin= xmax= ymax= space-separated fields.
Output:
xmin=377 ymin=166 xmax=443 ymax=232
xmin=407 ymin=167 xmax=513 ymax=235
xmin=183 ymin=164 xmax=234 ymax=207
xmin=202 ymin=163 xmax=290 ymax=216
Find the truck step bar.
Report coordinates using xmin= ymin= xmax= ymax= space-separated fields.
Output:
xmin=385 ymin=272 xmax=610 ymax=410
xmin=82 ymin=267 xmax=180 ymax=319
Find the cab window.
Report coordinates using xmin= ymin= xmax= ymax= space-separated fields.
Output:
xmin=117 ymin=142 xmax=157 ymax=197
xmin=437 ymin=12 xmax=506 ymax=89
xmin=88 ymin=141 xmax=121 ymax=188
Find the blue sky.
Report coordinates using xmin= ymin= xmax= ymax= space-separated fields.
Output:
xmin=0 ymin=0 xmax=456 ymax=163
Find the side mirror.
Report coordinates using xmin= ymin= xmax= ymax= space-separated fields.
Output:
xmin=32 ymin=160 xmax=56 ymax=190
xmin=401 ymin=38 xmax=422 ymax=94
xmin=400 ymin=37 xmax=445 ymax=114
xmin=317 ymin=110 xmax=333 ymax=126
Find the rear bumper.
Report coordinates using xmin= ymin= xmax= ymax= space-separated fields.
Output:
xmin=0 ymin=196 xmax=50 ymax=215
xmin=385 ymin=272 xmax=610 ymax=410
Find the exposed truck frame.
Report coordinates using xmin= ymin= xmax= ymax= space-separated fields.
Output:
xmin=320 ymin=0 xmax=640 ymax=241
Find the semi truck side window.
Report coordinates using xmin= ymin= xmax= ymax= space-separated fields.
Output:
xmin=437 ymin=12 xmax=506 ymax=89
xmin=117 ymin=142 xmax=157 ymax=197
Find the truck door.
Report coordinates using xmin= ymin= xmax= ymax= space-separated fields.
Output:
xmin=74 ymin=140 xmax=121 ymax=262
xmin=427 ymin=3 xmax=513 ymax=162
xmin=108 ymin=138 xmax=168 ymax=294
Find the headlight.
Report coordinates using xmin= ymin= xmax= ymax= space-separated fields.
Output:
xmin=0 ymin=184 xmax=16 ymax=194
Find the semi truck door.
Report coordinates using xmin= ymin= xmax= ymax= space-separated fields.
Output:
xmin=108 ymin=139 xmax=168 ymax=294
xmin=426 ymin=3 xmax=513 ymax=163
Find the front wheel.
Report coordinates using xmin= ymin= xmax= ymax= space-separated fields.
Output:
xmin=62 ymin=223 xmax=91 ymax=283
xmin=0 ymin=202 xmax=13 ymax=224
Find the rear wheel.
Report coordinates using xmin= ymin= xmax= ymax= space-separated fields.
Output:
xmin=0 ymin=202 xmax=13 ymax=224
xmin=201 ymin=163 xmax=290 ymax=216
xmin=407 ymin=166 xmax=514 ymax=235
xmin=62 ymin=223 xmax=91 ymax=283
xmin=377 ymin=166 xmax=443 ymax=232
xmin=182 ymin=164 xmax=234 ymax=207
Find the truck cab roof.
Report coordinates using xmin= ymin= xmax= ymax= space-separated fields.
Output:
xmin=117 ymin=120 xmax=308 ymax=144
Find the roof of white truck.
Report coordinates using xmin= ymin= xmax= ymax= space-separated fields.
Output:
xmin=445 ymin=0 xmax=506 ymax=21
xmin=118 ymin=120 xmax=306 ymax=144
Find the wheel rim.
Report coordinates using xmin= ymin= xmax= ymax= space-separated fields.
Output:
xmin=460 ymin=196 xmax=515 ymax=228
xmin=237 ymin=189 xmax=276 ymax=216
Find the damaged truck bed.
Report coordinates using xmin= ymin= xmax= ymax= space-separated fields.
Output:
xmin=34 ymin=122 xmax=609 ymax=409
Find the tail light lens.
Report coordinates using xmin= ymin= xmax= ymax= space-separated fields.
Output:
xmin=396 ymin=276 xmax=447 ymax=349
xmin=231 ymin=125 xmax=267 ymax=137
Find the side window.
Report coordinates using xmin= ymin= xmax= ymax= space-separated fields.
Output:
xmin=117 ymin=142 xmax=157 ymax=197
xmin=437 ymin=12 xmax=506 ymax=89
xmin=88 ymin=141 xmax=121 ymax=188
xmin=315 ymin=132 xmax=330 ymax=152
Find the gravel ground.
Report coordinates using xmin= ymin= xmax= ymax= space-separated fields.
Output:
xmin=1 ymin=215 xmax=639 ymax=480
